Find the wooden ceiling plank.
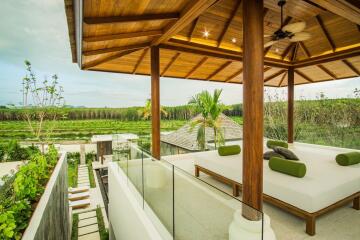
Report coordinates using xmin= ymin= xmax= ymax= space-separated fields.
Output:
xmin=217 ymin=0 xmax=242 ymax=47
xmin=132 ymin=48 xmax=149 ymax=74
xmin=161 ymin=52 xmax=181 ymax=76
xmin=317 ymin=64 xmax=338 ymax=79
xmin=185 ymin=56 xmax=208 ymax=78
xmin=83 ymin=43 xmax=149 ymax=56
xmin=264 ymin=69 xmax=287 ymax=83
xmin=278 ymin=72 xmax=288 ymax=87
xmin=293 ymin=46 xmax=360 ymax=67
xmin=315 ymin=15 xmax=336 ymax=52
xmin=282 ymin=43 xmax=296 ymax=60
xmin=188 ymin=17 xmax=200 ymax=41
xmin=295 ymin=69 xmax=314 ymax=82
xmin=152 ymin=0 xmax=220 ymax=45
xmin=84 ymin=13 xmax=179 ymax=25
xmin=206 ymin=61 xmax=232 ymax=80
xmin=309 ymin=0 xmax=360 ymax=25
xmin=84 ymin=30 xmax=163 ymax=42
xmin=343 ymin=59 xmax=360 ymax=75
xmin=83 ymin=49 xmax=140 ymax=69
xmin=225 ymin=68 xmax=243 ymax=82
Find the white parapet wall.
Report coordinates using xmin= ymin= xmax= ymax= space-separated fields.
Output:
xmin=108 ymin=162 xmax=164 ymax=240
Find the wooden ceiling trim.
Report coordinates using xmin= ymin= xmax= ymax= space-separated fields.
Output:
xmin=225 ymin=68 xmax=243 ymax=82
xmin=315 ymin=15 xmax=336 ymax=52
xmin=217 ymin=0 xmax=242 ymax=48
xmin=83 ymin=43 xmax=149 ymax=56
xmin=83 ymin=49 xmax=140 ymax=69
xmin=343 ymin=59 xmax=360 ymax=75
xmin=278 ymin=72 xmax=287 ymax=87
xmin=317 ymin=64 xmax=338 ymax=79
xmin=83 ymin=30 xmax=163 ymax=43
xmin=132 ymin=48 xmax=149 ymax=74
xmin=282 ymin=43 xmax=296 ymax=60
xmin=151 ymin=0 xmax=220 ymax=45
xmin=206 ymin=61 xmax=232 ymax=80
xmin=84 ymin=13 xmax=179 ymax=25
xmin=309 ymin=0 xmax=360 ymax=25
xmin=188 ymin=17 xmax=200 ymax=41
xmin=295 ymin=69 xmax=314 ymax=82
xmin=185 ymin=56 xmax=208 ymax=78
xmin=290 ymin=43 xmax=299 ymax=61
xmin=293 ymin=46 xmax=360 ymax=67
xmin=161 ymin=52 xmax=181 ymax=76
xmin=264 ymin=69 xmax=287 ymax=83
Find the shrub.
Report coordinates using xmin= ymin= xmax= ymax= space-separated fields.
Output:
xmin=6 ymin=140 xmax=29 ymax=162
xmin=0 ymin=145 xmax=5 ymax=162
xmin=0 ymin=207 xmax=16 ymax=240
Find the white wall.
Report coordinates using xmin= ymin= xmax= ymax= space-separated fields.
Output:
xmin=108 ymin=163 xmax=164 ymax=240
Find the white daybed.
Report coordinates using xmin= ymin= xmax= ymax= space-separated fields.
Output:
xmin=193 ymin=142 xmax=360 ymax=236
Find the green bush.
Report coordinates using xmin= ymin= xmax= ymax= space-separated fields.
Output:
xmin=6 ymin=140 xmax=29 ymax=162
xmin=0 ymin=145 xmax=5 ymax=162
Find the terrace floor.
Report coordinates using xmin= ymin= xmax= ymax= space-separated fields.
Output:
xmin=163 ymin=145 xmax=360 ymax=240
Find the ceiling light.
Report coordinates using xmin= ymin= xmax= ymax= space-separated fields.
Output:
xmin=203 ymin=29 xmax=209 ymax=38
xmin=275 ymin=48 xmax=279 ymax=53
xmin=231 ymin=38 xmax=237 ymax=43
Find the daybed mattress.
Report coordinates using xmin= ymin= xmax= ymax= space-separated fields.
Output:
xmin=192 ymin=142 xmax=360 ymax=213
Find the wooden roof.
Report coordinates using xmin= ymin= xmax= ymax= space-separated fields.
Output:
xmin=64 ymin=0 xmax=360 ymax=86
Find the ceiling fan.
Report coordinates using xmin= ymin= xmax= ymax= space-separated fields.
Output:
xmin=264 ymin=0 xmax=311 ymax=48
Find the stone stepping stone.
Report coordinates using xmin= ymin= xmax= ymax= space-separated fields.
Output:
xmin=78 ymin=217 xmax=98 ymax=227
xmin=78 ymin=223 xmax=99 ymax=236
xmin=78 ymin=232 xmax=100 ymax=240
xmin=78 ymin=180 xmax=90 ymax=185
xmin=78 ymin=183 xmax=90 ymax=187
xmin=78 ymin=211 xmax=96 ymax=220
xmin=78 ymin=176 xmax=89 ymax=181
xmin=69 ymin=186 xmax=89 ymax=194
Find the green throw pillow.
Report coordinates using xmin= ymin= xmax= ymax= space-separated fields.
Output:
xmin=273 ymin=146 xmax=299 ymax=160
xmin=336 ymin=152 xmax=360 ymax=166
xmin=269 ymin=157 xmax=306 ymax=178
xmin=267 ymin=140 xmax=288 ymax=149
xmin=263 ymin=151 xmax=285 ymax=160
xmin=218 ymin=145 xmax=241 ymax=156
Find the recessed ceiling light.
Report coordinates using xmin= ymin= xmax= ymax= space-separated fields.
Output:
xmin=203 ymin=29 xmax=210 ymax=38
xmin=231 ymin=38 xmax=237 ymax=43
xmin=275 ymin=48 xmax=279 ymax=53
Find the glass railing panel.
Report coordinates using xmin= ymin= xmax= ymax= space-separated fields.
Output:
xmin=173 ymin=165 xmax=263 ymax=240
xmin=143 ymin=151 xmax=174 ymax=238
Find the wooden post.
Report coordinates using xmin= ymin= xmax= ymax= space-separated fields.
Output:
xmin=288 ymin=67 xmax=294 ymax=143
xmin=151 ymin=46 xmax=161 ymax=159
xmin=242 ymin=0 xmax=264 ymax=220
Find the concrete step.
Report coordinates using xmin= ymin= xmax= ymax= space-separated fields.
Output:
xmin=78 ymin=232 xmax=100 ymax=240
xmin=69 ymin=192 xmax=90 ymax=201
xmin=78 ymin=211 xmax=96 ymax=220
xmin=78 ymin=217 xmax=98 ymax=228
xmin=78 ymin=223 xmax=99 ymax=236
xmin=68 ymin=186 xmax=89 ymax=194
xmin=69 ymin=199 xmax=91 ymax=209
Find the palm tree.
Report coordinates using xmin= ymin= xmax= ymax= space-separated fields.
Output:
xmin=138 ymin=99 xmax=168 ymax=120
xmin=189 ymin=89 xmax=227 ymax=150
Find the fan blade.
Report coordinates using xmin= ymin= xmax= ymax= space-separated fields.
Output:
xmin=264 ymin=34 xmax=272 ymax=38
xmin=264 ymin=40 xmax=277 ymax=48
xmin=282 ymin=21 xmax=306 ymax=33
xmin=290 ymin=32 xmax=311 ymax=42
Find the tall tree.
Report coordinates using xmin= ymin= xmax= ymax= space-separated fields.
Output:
xmin=138 ymin=99 xmax=168 ymax=120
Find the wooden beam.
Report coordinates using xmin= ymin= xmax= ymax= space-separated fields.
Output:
xmin=309 ymin=0 xmax=360 ymax=25
xmin=161 ymin=52 xmax=181 ymax=76
xmin=132 ymin=48 xmax=149 ymax=74
xmin=264 ymin=46 xmax=272 ymax=56
xmin=185 ymin=57 xmax=208 ymax=78
xmin=164 ymin=39 xmax=291 ymax=68
xmin=225 ymin=68 xmax=243 ymax=82
xmin=299 ymin=42 xmax=311 ymax=58
xmin=188 ymin=17 xmax=200 ymax=41
xmin=83 ymin=49 xmax=140 ymax=69
xmin=264 ymin=69 xmax=287 ymax=83
xmin=293 ymin=46 xmax=360 ymax=67
xmin=283 ymin=16 xmax=293 ymax=26
xmin=343 ymin=59 xmax=360 ymax=75
xmin=152 ymin=0 xmax=219 ymax=45
xmin=315 ymin=15 xmax=336 ymax=52
xmin=151 ymin=46 xmax=161 ymax=159
xmin=206 ymin=61 xmax=232 ymax=80
xmin=84 ymin=13 xmax=179 ymax=25
xmin=295 ymin=69 xmax=314 ymax=82
xmin=278 ymin=72 xmax=287 ymax=87
xmin=282 ymin=43 xmax=296 ymax=60
xmin=317 ymin=64 xmax=337 ymax=79
xmin=242 ymin=0 xmax=264 ymax=219
xmin=291 ymin=43 xmax=299 ymax=62
xmin=217 ymin=0 xmax=242 ymax=47
xmin=288 ymin=67 xmax=294 ymax=143
xmin=83 ymin=30 xmax=163 ymax=42
xmin=83 ymin=43 xmax=149 ymax=56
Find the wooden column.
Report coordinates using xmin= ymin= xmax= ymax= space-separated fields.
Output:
xmin=242 ymin=0 xmax=264 ymax=219
xmin=288 ymin=67 xmax=294 ymax=143
xmin=151 ymin=46 xmax=161 ymax=159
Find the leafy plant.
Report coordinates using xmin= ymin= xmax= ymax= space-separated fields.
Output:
xmin=6 ymin=140 xmax=29 ymax=162
xmin=0 ymin=145 xmax=5 ymax=162
xmin=138 ymin=99 xmax=168 ymax=120
xmin=0 ymin=208 xmax=16 ymax=240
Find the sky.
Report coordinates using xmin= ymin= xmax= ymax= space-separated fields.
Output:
xmin=0 ymin=0 xmax=359 ymax=108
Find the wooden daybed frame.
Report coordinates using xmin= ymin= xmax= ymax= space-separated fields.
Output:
xmin=195 ymin=165 xmax=360 ymax=236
